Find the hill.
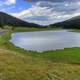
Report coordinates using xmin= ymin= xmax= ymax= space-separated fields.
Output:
xmin=49 ymin=16 xmax=80 ymax=29
xmin=0 ymin=12 xmax=41 ymax=28
xmin=0 ymin=48 xmax=80 ymax=80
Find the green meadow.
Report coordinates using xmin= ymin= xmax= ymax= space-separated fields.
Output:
xmin=0 ymin=27 xmax=80 ymax=80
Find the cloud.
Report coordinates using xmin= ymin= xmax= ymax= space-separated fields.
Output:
xmin=10 ymin=1 xmax=80 ymax=25
xmin=27 ymin=0 xmax=80 ymax=2
xmin=5 ymin=0 xmax=16 ymax=5
xmin=11 ymin=9 xmax=33 ymax=18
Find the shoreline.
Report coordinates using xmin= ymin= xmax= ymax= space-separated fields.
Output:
xmin=0 ymin=28 xmax=80 ymax=64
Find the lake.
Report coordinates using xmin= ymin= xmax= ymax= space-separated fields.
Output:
xmin=10 ymin=30 xmax=80 ymax=52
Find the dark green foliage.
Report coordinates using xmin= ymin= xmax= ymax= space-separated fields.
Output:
xmin=0 ymin=12 xmax=42 ymax=28
xmin=49 ymin=16 xmax=80 ymax=29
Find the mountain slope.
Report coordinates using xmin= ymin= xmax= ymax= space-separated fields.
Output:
xmin=49 ymin=16 xmax=80 ymax=29
xmin=0 ymin=12 xmax=41 ymax=28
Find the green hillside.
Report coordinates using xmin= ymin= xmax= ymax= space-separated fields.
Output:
xmin=0 ymin=29 xmax=79 ymax=80
xmin=0 ymin=49 xmax=80 ymax=80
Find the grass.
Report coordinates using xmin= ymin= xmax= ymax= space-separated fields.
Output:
xmin=0 ymin=50 xmax=80 ymax=80
xmin=0 ymin=27 xmax=80 ymax=80
xmin=0 ymin=30 xmax=80 ymax=64
xmin=68 ymin=29 xmax=80 ymax=33
xmin=13 ymin=27 xmax=62 ymax=32
xmin=3 ymin=25 xmax=62 ymax=32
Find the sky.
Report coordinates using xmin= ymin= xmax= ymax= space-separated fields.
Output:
xmin=0 ymin=0 xmax=80 ymax=25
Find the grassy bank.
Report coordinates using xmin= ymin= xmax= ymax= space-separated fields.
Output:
xmin=69 ymin=29 xmax=80 ymax=33
xmin=0 ymin=30 xmax=80 ymax=64
xmin=0 ymin=50 xmax=80 ymax=80
xmin=0 ymin=28 xmax=80 ymax=80
xmin=3 ymin=26 xmax=62 ymax=32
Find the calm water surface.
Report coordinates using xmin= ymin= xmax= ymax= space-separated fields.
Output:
xmin=10 ymin=30 xmax=80 ymax=52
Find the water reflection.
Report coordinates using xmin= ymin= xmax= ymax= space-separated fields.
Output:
xmin=10 ymin=30 xmax=80 ymax=52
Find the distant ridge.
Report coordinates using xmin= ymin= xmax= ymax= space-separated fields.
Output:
xmin=0 ymin=12 xmax=41 ymax=28
xmin=49 ymin=16 xmax=80 ymax=29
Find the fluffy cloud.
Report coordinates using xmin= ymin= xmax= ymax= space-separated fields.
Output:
xmin=11 ymin=1 xmax=80 ymax=25
xmin=5 ymin=0 xmax=16 ymax=5
xmin=27 ymin=0 xmax=80 ymax=2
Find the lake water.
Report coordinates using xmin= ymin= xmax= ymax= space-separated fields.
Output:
xmin=10 ymin=30 xmax=80 ymax=52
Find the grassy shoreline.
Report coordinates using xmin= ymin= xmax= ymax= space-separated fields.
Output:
xmin=69 ymin=29 xmax=80 ymax=33
xmin=0 ymin=28 xmax=80 ymax=64
xmin=3 ymin=26 xmax=62 ymax=32
xmin=0 ymin=28 xmax=80 ymax=80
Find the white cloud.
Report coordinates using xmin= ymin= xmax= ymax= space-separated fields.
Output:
xmin=10 ymin=1 xmax=80 ymax=25
xmin=5 ymin=0 xmax=16 ymax=5
xmin=11 ymin=9 xmax=33 ymax=18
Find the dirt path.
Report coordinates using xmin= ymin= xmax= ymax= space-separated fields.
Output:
xmin=0 ymin=29 xmax=9 ymax=35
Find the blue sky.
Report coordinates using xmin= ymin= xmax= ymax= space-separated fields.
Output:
xmin=0 ymin=0 xmax=80 ymax=25
xmin=0 ymin=0 xmax=32 ymax=13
